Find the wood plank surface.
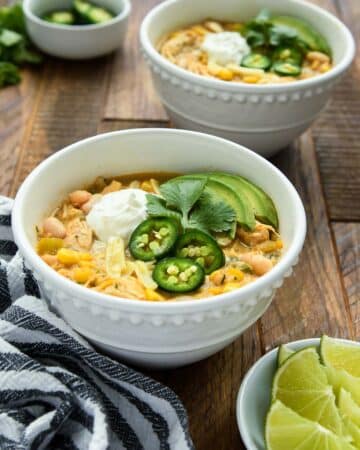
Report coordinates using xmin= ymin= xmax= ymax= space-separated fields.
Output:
xmin=313 ymin=0 xmax=360 ymax=221
xmin=333 ymin=223 xmax=360 ymax=338
xmin=0 ymin=0 xmax=359 ymax=449
xmin=9 ymin=58 xmax=111 ymax=196
xmin=260 ymin=133 xmax=354 ymax=351
xmin=103 ymin=0 xmax=167 ymax=121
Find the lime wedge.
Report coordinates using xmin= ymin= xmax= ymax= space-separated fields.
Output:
xmin=321 ymin=335 xmax=360 ymax=377
xmin=343 ymin=417 xmax=360 ymax=449
xmin=266 ymin=400 xmax=356 ymax=450
xmin=339 ymin=389 xmax=360 ymax=427
xmin=325 ymin=366 xmax=360 ymax=406
xmin=277 ymin=344 xmax=295 ymax=366
xmin=272 ymin=347 xmax=344 ymax=435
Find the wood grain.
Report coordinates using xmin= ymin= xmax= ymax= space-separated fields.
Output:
xmin=333 ymin=223 xmax=360 ymax=338
xmin=0 ymin=69 xmax=44 ymax=196
xmin=313 ymin=0 xmax=360 ymax=221
xmin=103 ymin=0 xmax=167 ymax=121
xmin=9 ymin=58 xmax=111 ymax=195
xmin=260 ymin=133 xmax=354 ymax=351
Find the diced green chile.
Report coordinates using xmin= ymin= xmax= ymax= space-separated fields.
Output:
xmin=241 ymin=53 xmax=272 ymax=70
xmin=272 ymin=61 xmax=301 ymax=76
xmin=43 ymin=11 xmax=76 ymax=25
xmin=153 ymin=257 xmax=205 ymax=293
xmin=129 ymin=218 xmax=179 ymax=261
xmin=175 ymin=229 xmax=225 ymax=274
xmin=74 ymin=0 xmax=114 ymax=24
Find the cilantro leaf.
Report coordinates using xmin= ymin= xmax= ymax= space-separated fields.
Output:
xmin=188 ymin=193 xmax=236 ymax=234
xmin=159 ymin=179 xmax=207 ymax=217
xmin=0 ymin=61 xmax=21 ymax=87
xmin=0 ymin=4 xmax=26 ymax=34
xmin=146 ymin=194 xmax=182 ymax=222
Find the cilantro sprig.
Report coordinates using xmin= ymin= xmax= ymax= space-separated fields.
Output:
xmin=0 ymin=3 xmax=42 ymax=88
xmin=146 ymin=179 xmax=236 ymax=236
xmin=244 ymin=8 xmax=306 ymax=52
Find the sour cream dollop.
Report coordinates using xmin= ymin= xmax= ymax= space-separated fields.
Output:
xmin=201 ymin=31 xmax=250 ymax=66
xmin=86 ymin=189 xmax=148 ymax=243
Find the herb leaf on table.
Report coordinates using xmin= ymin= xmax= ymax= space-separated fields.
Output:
xmin=0 ymin=3 xmax=42 ymax=88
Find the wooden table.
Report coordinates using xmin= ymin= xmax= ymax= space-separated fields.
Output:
xmin=0 ymin=1 xmax=359 ymax=448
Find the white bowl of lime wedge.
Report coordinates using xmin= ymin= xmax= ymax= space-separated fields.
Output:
xmin=237 ymin=336 xmax=360 ymax=450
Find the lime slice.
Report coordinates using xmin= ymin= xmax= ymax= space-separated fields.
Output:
xmin=266 ymin=400 xmax=356 ymax=450
xmin=325 ymin=366 xmax=360 ymax=406
xmin=343 ymin=417 xmax=360 ymax=448
xmin=272 ymin=347 xmax=344 ymax=435
xmin=339 ymin=389 xmax=360 ymax=427
xmin=277 ymin=344 xmax=295 ymax=366
xmin=321 ymin=336 xmax=360 ymax=377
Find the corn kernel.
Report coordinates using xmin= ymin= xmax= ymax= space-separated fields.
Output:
xmin=37 ymin=237 xmax=64 ymax=255
xmin=97 ymin=278 xmax=115 ymax=289
xmin=145 ymin=289 xmax=164 ymax=301
xmin=258 ymin=240 xmax=283 ymax=253
xmin=218 ymin=68 xmax=234 ymax=81
xmin=79 ymin=253 xmax=93 ymax=261
xmin=140 ymin=181 xmax=153 ymax=192
xmin=223 ymin=282 xmax=244 ymax=293
xmin=57 ymin=248 xmax=80 ymax=265
xmin=227 ymin=268 xmax=244 ymax=281
xmin=208 ymin=287 xmax=224 ymax=295
xmin=73 ymin=267 xmax=94 ymax=284
xmin=243 ymin=75 xmax=260 ymax=84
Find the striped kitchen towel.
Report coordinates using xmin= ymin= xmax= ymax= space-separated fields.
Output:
xmin=0 ymin=196 xmax=194 ymax=450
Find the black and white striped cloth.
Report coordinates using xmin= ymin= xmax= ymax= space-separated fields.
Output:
xmin=0 ymin=196 xmax=194 ymax=450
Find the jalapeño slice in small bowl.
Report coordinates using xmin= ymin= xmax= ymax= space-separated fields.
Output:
xmin=129 ymin=218 xmax=179 ymax=261
xmin=241 ymin=53 xmax=272 ymax=70
xmin=272 ymin=61 xmax=301 ymax=76
xmin=153 ymin=257 xmax=205 ymax=293
xmin=175 ymin=229 xmax=225 ymax=275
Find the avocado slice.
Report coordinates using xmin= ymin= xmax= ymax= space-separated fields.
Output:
xmin=270 ymin=15 xmax=331 ymax=56
xmin=170 ymin=175 xmax=256 ymax=230
xmin=207 ymin=172 xmax=279 ymax=229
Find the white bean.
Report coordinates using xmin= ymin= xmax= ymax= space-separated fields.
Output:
xmin=69 ymin=190 xmax=92 ymax=207
xmin=43 ymin=217 xmax=66 ymax=239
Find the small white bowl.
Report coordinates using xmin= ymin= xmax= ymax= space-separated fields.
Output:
xmin=236 ymin=337 xmax=360 ymax=450
xmin=12 ymin=129 xmax=306 ymax=369
xmin=140 ymin=0 xmax=355 ymax=157
xmin=23 ymin=0 xmax=131 ymax=59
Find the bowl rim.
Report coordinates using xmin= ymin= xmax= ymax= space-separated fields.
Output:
xmin=236 ymin=337 xmax=360 ymax=449
xmin=140 ymin=0 xmax=355 ymax=92
xmin=12 ymin=128 xmax=306 ymax=313
xmin=23 ymin=0 xmax=131 ymax=31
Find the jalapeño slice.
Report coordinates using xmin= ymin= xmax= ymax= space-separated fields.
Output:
xmin=153 ymin=257 xmax=205 ymax=293
xmin=272 ymin=61 xmax=301 ymax=76
xmin=175 ymin=230 xmax=225 ymax=275
xmin=241 ymin=53 xmax=272 ymax=70
xmin=272 ymin=46 xmax=303 ymax=65
xmin=129 ymin=218 xmax=179 ymax=261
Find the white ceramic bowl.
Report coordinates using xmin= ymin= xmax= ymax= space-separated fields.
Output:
xmin=236 ymin=337 xmax=360 ymax=450
xmin=23 ymin=0 xmax=131 ymax=59
xmin=12 ymin=129 xmax=306 ymax=369
xmin=140 ymin=0 xmax=355 ymax=157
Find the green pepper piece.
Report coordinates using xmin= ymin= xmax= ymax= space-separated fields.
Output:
xmin=272 ymin=61 xmax=301 ymax=76
xmin=272 ymin=46 xmax=303 ymax=65
xmin=129 ymin=218 xmax=179 ymax=261
xmin=175 ymin=229 xmax=225 ymax=275
xmin=153 ymin=257 xmax=205 ymax=293
xmin=43 ymin=11 xmax=76 ymax=25
xmin=241 ymin=53 xmax=272 ymax=70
